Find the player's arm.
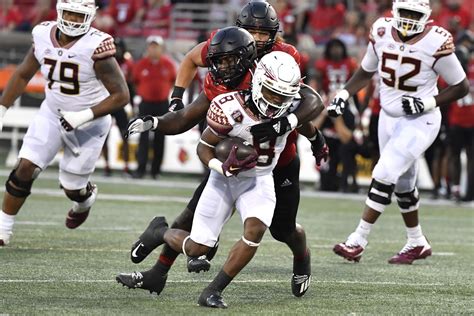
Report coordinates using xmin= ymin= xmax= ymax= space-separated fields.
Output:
xmin=297 ymin=121 xmax=328 ymax=166
xmin=327 ymin=43 xmax=377 ymax=117
xmin=58 ymin=57 xmax=130 ymax=131
xmin=170 ymin=42 xmax=208 ymax=111
xmin=0 ymin=47 xmax=40 ymax=131
xmin=197 ymin=127 xmax=222 ymax=166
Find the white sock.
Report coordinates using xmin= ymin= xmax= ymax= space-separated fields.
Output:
xmin=0 ymin=210 xmax=16 ymax=234
xmin=406 ymin=225 xmax=424 ymax=245
xmin=355 ymin=219 xmax=373 ymax=240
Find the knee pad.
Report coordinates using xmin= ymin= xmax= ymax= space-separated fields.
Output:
xmin=5 ymin=167 xmax=41 ymax=198
xmin=65 ymin=182 xmax=98 ymax=213
xmin=365 ymin=178 xmax=395 ymax=213
xmin=395 ymin=187 xmax=420 ymax=213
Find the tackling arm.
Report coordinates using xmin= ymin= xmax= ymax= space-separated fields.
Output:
xmin=197 ymin=127 xmax=221 ymax=166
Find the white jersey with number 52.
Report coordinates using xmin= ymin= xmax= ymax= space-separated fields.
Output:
xmin=361 ymin=17 xmax=466 ymax=117
xmin=32 ymin=21 xmax=116 ymax=113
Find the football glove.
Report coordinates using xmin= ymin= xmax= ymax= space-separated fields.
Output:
xmin=250 ymin=113 xmax=297 ymax=143
xmin=402 ymin=96 xmax=436 ymax=115
xmin=58 ymin=108 xmax=94 ymax=131
xmin=126 ymin=115 xmax=158 ymax=138
xmin=309 ymin=129 xmax=329 ymax=166
xmin=0 ymin=105 xmax=7 ymax=132
xmin=221 ymin=145 xmax=258 ymax=177
xmin=327 ymin=90 xmax=350 ymax=117
xmin=168 ymin=98 xmax=184 ymax=112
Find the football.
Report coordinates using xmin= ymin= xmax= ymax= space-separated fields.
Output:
xmin=215 ymin=137 xmax=258 ymax=162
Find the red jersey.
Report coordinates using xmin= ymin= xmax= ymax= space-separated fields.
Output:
xmin=448 ymin=59 xmax=474 ymax=128
xmin=201 ymin=31 xmax=301 ymax=167
xmin=133 ymin=55 xmax=176 ymax=102
xmin=315 ymin=57 xmax=358 ymax=94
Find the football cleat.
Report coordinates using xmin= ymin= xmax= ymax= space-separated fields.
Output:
xmin=187 ymin=255 xmax=211 ymax=273
xmin=388 ymin=239 xmax=432 ymax=264
xmin=292 ymin=249 xmax=311 ymax=297
xmin=116 ymin=271 xmax=168 ymax=295
xmin=130 ymin=216 xmax=168 ymax=264
xmin=333 ymin=232 xmax=368 ymax=262
xmin=65 ymin=209 xmax=90 ymax=229
xmin=198 ymin=290 xmax=227 ymax=309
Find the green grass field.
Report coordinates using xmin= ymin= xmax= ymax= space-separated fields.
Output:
xmin=0 ymin=170 xmax=473 ymax=315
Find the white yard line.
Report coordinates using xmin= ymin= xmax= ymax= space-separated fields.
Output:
xmin=0 ymin=279 xmax=447 ymax=287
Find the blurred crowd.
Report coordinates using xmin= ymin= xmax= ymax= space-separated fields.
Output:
xmin=0 ymin=0 xmax=472 ymax=201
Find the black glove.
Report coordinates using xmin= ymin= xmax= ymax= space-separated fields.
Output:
xmin=250 ymin=116 xmax=292 ymax=143
xmin=169 ymin=86 xmax=185 ymax=112
xmin=402 ymin=96 xmax=425 ymax=115
xmin=327 ymin=96 xmax=348 ymax=117
xmin=169 ymin=98 xmax=184 ymax=112
xmin=310 ymin=129 xmax=329 ymax=166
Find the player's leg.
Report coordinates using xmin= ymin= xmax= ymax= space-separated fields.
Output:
xmin=1 ymin=108 xmax=61 ymax=245
xmin=60 ymin=116 xmax=111 ymax=229
xmin=198 ymin=175 xmax=274 ymax=308
xmin=271 ymin=157 xmax=311 ymax=297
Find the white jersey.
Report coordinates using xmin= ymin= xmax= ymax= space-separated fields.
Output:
xmin=32 ymin=21 xmax=116 ymax=112
xmin=361 ymin=18 xmax=466 ymax=117
xmin=207 ymin=91 xmax=299 ymax=177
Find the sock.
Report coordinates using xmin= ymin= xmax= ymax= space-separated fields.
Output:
xmin=206 ymin=269 xmax=233 ymax=293
xmin=154 ymin=246 xmax=180 ymax=274
xmin=293 ymin=248 xmax=311 ymax=275
xmin=355 ymin=219 xmax=373 ymax=240
xmin=406 ymin=225 xmax=424 ymax=244
xmin=0 ymin=210 xmax=15 ymax=234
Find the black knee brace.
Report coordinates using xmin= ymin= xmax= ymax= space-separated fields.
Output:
xmin=64 ymin=182 xmax=94 ymax=202
xmin=395 ymin=188 xmax=420 ymax=213
xmin=366 ymin=179 xmax=395 ymax=212
xmin=5 ymin=169 xmax=34 ymax=198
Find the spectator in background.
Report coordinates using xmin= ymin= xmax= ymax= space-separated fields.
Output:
xmin=108 ymin=0 xmax=146 ymax=35
xmin=432 ymin=0 xmax=471 ymax=38
xmin=143 ymin=0 xmax=173 ymax=37
xmin=102 ymin=38 xmax=134 ymax=177
xmin=0 ymin=0 xmax=22 ymax=32
xmin=306 ymin=0 xmax=346 ymax=44
xmin=448 ymin=32 xmax=474 ymax=202
xmin=309 ymin=38 xmax=360 ymax=192
xmin=29 ymin=0 xmax=56 ymax=27
xmin=132 ymin=36 xmax=176 ymax=179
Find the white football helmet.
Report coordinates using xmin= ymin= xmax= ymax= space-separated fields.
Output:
xmin=57 ymin=0 xmax=97 ymax=37
xmin=252 ymin=51 xmax=301 ymax=119
xmin=392 ymin=0 xmax=432 ymax=37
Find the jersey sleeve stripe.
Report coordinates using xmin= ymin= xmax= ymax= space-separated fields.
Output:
xmin=207 ymin=101 xmax=232 ymax=135
xmin=92 ymin=37 xmax=116 ymax=61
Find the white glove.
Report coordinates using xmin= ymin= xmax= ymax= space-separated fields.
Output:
xmin=0 ymin=105 xmax=7 ymax=132
xmin=125 ymin=115 xmax=158 ymax=138
xmin=58 ymin=108 xmax=94 ymax=131
xmin=402 ymin=96 xmax=436 ymax=115
xmin=327 ymin=89 xmax=350 ymax=117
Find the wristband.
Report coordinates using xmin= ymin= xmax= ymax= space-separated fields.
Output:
xmin=151 ymin=116 xmax=159 ymax=130
xmin=76 ymin=108 xmax=95 ymax=127
xmin=335 ymin=89 xmax=350 ymax=101
xmin=422 ymin=96 xmax=437 ymax=112
xmin=208 ymin=158 xmax=225 ymax=176
xmin=171 ymin=86 xmax=185 ymax=99
xmin=287 ymin=113 xmax=298 ymax=129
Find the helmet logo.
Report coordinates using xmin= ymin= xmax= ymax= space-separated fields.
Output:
xmin=377 ymin=27 xmax=386 ymax=37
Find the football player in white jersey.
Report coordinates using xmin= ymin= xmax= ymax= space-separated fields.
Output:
xmin=0 ymin=0 xmax=129 ymax=246
xmin=120 ymin=52 xmax=321 ymax=308
xmin=327 ymin=0 xmax=469 ymax=264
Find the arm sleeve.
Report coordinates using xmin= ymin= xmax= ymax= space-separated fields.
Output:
xmin=433 ymin=53 xmax=467 ymax=86
xmin=360 ymin=43 xmax=378 ymax=73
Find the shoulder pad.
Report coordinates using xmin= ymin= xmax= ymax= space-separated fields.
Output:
xmin=207 ymin=100 xmax=232 ymax=135
xmin=431 ymin=26 xmax=455 ymax=58
xmin=92 ymin=37 xmax=116 ymax=61
xmin=369 ymin=17 xmax=392 ymax=43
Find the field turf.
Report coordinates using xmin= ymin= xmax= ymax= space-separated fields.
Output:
xmin=0 ymin=170 xmax=472 ymax=315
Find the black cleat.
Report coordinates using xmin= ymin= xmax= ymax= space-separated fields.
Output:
xmin=292 ymin=249 xmax=311 ymax=297
xmin=187 ymin=255 xmax=211 ymax=273
xmin=116 ymin=271 xmax=168 ymax=295
xmin=198 ymin=290 xmax=227 ymax=308
xmin=130 ymin=216 xmax=168 ymax=264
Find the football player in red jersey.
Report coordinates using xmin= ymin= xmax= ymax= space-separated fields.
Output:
xmin=117 ymin=2 xmax=326 ymax=298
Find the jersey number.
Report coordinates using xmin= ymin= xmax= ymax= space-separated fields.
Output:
xmin=254 ymin=139 xmax=276 ymax=167
xmin=44 ymin=58 xmax=80 ymax=95
xmin=381 ymin=52 xmax=421 ymax=92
